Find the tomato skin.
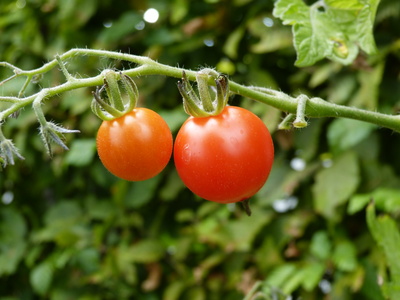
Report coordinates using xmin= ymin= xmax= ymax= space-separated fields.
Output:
xmin=97 ymin=108 xmax=173 ymax=181
xmin=174 ymin=106 xmax=274 ymax=203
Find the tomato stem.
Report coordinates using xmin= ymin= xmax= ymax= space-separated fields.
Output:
xmin=178 ymin=69 xmax=230 ymax=117
xmin=196 ymin=72 xmax=214 ymax=113
xmin=103 ymin=70 xmax=124 ymax=112
xmin=90 ymin=70 xmax=139 ymax=121
xmin=215 ymin=75 xmax=229 ymax=113
xmin=177 ymin=72 xmax=209 ymax=117
xmin=55 ymin=54 xmax=76 ymax=82
xmin=120 ymin=74 xmax=139 ymax=112
xmin=240 ymin=198 xmax=252 ymax=216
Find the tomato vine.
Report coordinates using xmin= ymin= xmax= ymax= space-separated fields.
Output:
xmin=0 ymin=48 xmax=400 ymax=166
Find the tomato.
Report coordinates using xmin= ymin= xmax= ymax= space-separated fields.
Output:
xmin=174 ymin=106 xmax=274 ymax=203
xmin=97 ymin=108 xmax=173 ymax=181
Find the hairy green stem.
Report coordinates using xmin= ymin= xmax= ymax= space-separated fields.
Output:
xmin=103 ymin=70 xmax=124 ymax=111
xmin=18 ymin=75 xmax=33 ymax=98
xmin=196 ymin=72 xmax=214 ymax=112
xmin=55 ymin=55 xmax=76 ymax=82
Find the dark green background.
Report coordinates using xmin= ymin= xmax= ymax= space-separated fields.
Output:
xmin=1 ymin=0 xmax=400 ymax=299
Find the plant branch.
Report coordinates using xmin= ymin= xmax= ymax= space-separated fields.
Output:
xmin=0 ymin=47 xmax=399 ymax=136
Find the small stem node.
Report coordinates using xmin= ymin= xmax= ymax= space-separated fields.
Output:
xmin=0 ymin=126 xmax=24 ymax=166
xmin=278 ymin=113 xmax=296 ymax=130
xmin=293 ymin=95 xmax=309 ymax=128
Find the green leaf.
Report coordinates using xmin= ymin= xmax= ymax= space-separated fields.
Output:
xmin=0 ymin=208 xmax=27 ymax=276
xmin=247 ymin=16 xmax=293 ymax=54
xmin=33 ymin=201 xmax=86 ymax=246
xmin=332 ymin=240 xmax=358 ymax=272
xmin=324 ymin=0 xmax=364 ymax=9
xmin=75 ymin=248 xmax=100 ymax=274
xmin=223 ymin=26 xmax=246 ymax=59
xmin=225 ymin=209 xmax=274 ymax=251
xmin=349 ymin=188 xmax=400 ymax=215
xmin=124 ymin=175 xmax=162 ymax=208
xmin=265 ymin=263 xmax=297 ymax=288
xmin=163 ymin=281 xmax=186 ymax=300
xmin=170 ymin=0 xmax=189 ymax=24
xmin=85 ymin=197 xmax=117 ymax=220
xmin=185 ymin=286 xmax=206 ymax=300
xmin=301 ymin=262 xmax=325 ymax=291
xmin=129 ymin=239 xmax=164 ymax=263
xmin=193 ymin=253 xmax=225 ymax=281
xmin=281 ymin=267 xmax=306 ymax=295
xmin=58 ymin=0 xmax=97 ymax=28
xmin=30 ymin=260 xmax=54 ymax=296
xmin=367 ymin=204 xmax=400 ymax=298
xmin=355 ymin=0 xmax=380 ymax=54
xmin=0 ymin=207 xmax=26 ymax=244
xmin=360 ymin=260 xmax=386 ymax=300
xmin=0 ymin=240 xmax=26 ymax=276
xmin=308 ymin=63 xmax=337 ymax=88
xmin=312 ymin=151 xmax=360 ymax=220
xmin=327 ymin=74 xmax=357 ymax=104
xmin=310 ymin=231 xmax=331 ymax=260
xmin=159 ymin=169 xmax=186 ymax=201
xmin=348 ymin=194 xmax=371 ymax=215
xmin=328 ymin=118 xmax=377 ymax=154
xmin=281 ymin=262 xmax=325 ymax=294
xmin=118 ymin=239 xmax=165 ymax=264
xmin=159 ymin=108 xmax=188 ymax=133
xmin=273 ymin=0 xmax=310 ymax=25
xmin=196 ymin=208 xmax=273 ymax=252
xmin=44 ymin=201 xmax=83 ymax=225
xmin=351 ymin=63 xmax=385 ymax=109
xmin=64 ymin=138 xmax=96 ymax=167
xmin=373 ymin=189 xmax=400 ymax=213
xmin=273 ymin=0 xmax=380 ymax=66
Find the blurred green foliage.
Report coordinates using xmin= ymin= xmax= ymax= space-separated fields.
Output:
xmin=1 ymin=0 xmax=400 ymax=299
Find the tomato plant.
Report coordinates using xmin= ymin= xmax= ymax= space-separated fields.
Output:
xmin=174 ymin=106 xmax=274 ymax=203
xmin=97 ymin=108 xmax=173 ymax=181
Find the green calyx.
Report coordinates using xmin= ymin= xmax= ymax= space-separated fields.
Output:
xmin=0 ymin=125 xmax=24 ymax=166
xmin=177 ymin=69 xmax=230 ymax=117
xmin=91 ymin=69 xmax=139 ymax=121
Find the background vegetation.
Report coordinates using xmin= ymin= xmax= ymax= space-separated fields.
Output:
xmin=1 ymin=0 xmax=400 ymax=299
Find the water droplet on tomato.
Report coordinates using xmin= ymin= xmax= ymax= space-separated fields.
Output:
xmin=182 ymin=144 xmax=191 ymax=164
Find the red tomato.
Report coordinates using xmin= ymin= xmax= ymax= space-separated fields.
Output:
xmin=97 ymin=108 xmax=172 ymax=181
xmin=174 ymin=106 xmax=274 ymax=203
